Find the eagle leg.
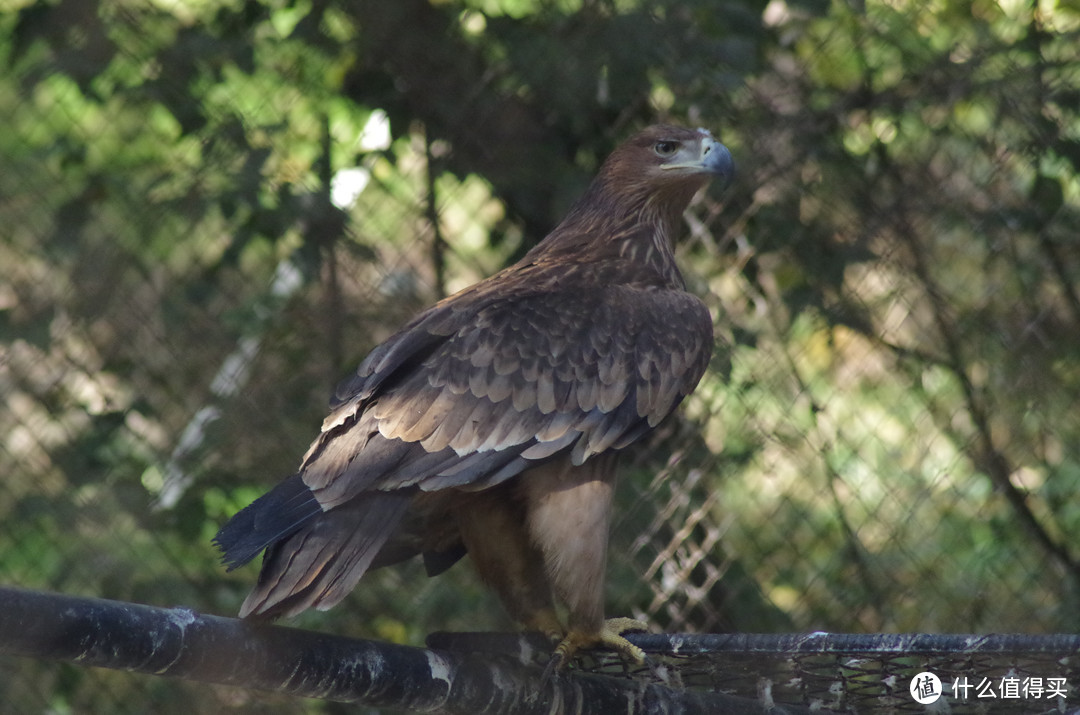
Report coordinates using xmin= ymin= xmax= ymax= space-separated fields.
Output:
xmin=451 ymin=484 xmax=560 ymax=633
xmin=455 ymin=454 xmax=650 ymax=672
xmin=521 ymin=454 xmax=649 ymax=672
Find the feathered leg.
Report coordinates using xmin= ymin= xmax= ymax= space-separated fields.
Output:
xmin=454 ymin=455 xmax=645 ymax=667
xmin=452 ymin=484 xmax=562 ymax=637
xmin=521 ymin=454 xmax=647 ymax=669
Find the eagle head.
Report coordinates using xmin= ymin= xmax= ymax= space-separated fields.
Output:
xmin=602 ymin=124 xmax=734 ymax=199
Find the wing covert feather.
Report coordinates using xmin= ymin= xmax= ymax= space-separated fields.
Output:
xmin=303 ymin=283 xmax=712 ymax=501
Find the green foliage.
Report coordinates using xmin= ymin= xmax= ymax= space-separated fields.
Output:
xmin=2 ymin=0 xmax=1080 ymax=711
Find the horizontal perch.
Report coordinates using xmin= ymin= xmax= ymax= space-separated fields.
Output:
xmin=0 ymin=586 xmax=789 ymax=714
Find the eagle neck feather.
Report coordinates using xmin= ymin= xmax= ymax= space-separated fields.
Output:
xmin=528 ymin=178 xmax=696 ymax=289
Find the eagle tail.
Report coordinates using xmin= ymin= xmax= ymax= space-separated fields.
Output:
xmin=236 ymin=490 xmax=412 ymax=619
xmin=213 ymin=474 xmax=323 ymax=571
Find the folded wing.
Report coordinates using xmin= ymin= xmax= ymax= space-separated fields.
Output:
xmin=215 ymin=276 xmax=713 ymax=618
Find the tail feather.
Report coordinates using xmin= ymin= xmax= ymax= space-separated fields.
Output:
xmin=213 ymin=474 xmax=323 ymax=571
xmin=238 ymin=490 xmax=412 ymax=619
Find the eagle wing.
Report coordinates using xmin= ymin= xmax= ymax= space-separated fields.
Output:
xmin=214 ymin=274 xmax=713 ymax=617
xmin=307 ymin=280 xmax=712 ymax=497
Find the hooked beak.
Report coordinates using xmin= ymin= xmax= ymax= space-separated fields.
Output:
xmin=662 ymin=129 xmax=735 ymax=188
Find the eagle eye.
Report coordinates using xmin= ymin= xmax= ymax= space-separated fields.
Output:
xmin=653 ymin=140 xmax=679 ymax=157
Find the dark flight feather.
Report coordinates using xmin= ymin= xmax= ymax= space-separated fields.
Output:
xmin=214 ymin=474 xmax=322 ymax=571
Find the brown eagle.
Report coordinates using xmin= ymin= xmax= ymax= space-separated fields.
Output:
xmin=215 ymin=124 xmax=734 ymax=665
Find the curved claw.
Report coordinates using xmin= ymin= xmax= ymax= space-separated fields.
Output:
xmin=544 ymin=616 xmax=649 ymax=679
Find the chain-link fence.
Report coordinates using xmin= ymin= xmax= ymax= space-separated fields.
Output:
xmin=3 ymin=0 xmax=1080 ymax=712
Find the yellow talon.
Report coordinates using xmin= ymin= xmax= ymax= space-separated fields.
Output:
xmin=598 ymin=617 xmax=649 ymax=662
xmin=547 ymin=616 xmax=649 ymax=674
